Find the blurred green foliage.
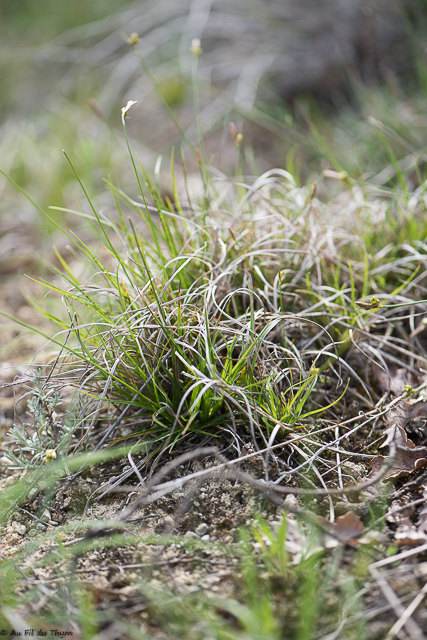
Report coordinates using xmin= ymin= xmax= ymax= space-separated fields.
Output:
xmin=0 ymin=0 xmax=138 ymax=237
xmin=2 ymin=0 xmax=427 ymax=269
xmin=0 ymin=0 xmax=132 ymax=39
xmin=0 ymin=0 xmax=132 ymax=116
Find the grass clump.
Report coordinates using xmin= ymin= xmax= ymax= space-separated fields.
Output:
xmin=12 ymin=170 xmax=354 ymax=454
xmin=5 ymin=102 xmax=427 ymax=469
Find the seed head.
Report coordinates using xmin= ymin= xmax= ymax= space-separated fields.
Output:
xmin=191 ymin=39 xmax=203 ymax=56
xmin=126 ymin=32 xmax=140 ymax=46
xmin=356 ymin=295 xmax=382 ymax=310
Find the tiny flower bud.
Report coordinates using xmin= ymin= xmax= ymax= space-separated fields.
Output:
xmin=126 ymin=32 xmax=140 ymax=46
xmin=43 ymin=449 xmax=57 ymax=464
xmin=191 ymin=39 xmax=203 ymax=56
xmin=229 ymin=122 xmax=243 ymax=145
xmin=323 ymin=169 xmax=349 ymax=181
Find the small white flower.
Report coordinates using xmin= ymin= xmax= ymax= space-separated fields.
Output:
xmin=191 ymin=39 xmax=203 ymax=56
xmin=121 ymin=100 xmax=138 ymax=119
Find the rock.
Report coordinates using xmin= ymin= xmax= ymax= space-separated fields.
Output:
xmin=184 ymin=531 xmax=198 ymax=539
xmin=195 ymin=523 xmax=209 ymax=536
xmin=7 ymin=521 xmax=26 ymax=536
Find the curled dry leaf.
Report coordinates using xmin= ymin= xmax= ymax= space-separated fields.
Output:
xmin=369 ymin=401 xmax=427 ymax=480
xmin=371 ymin=363 xmax=418 ymax=397
xmin=369 ymin=439 xmax=427 ymax=480
xmin=386 ymin=400 xmax=427 ymax=437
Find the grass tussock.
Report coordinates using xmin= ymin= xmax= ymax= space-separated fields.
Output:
xmin=14 ymin=118 xmax=427 ymax=461
xmin=2 ymin=99 xmax=427 ymax=486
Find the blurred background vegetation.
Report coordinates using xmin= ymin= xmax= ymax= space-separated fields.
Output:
xmin=2 ymin=0 xmax=427 ymax=358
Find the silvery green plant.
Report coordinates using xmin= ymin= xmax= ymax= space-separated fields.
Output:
xmin=2 ymin=371 xmax=73 ymax=469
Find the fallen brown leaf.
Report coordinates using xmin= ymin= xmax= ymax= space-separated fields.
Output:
xmin=386 ymin=399 xmax=427 ymax=437
xmin=369 ymin=442 xmax=427 ymax=480
xmin=369 ymin=401 xmax=427 ymax=480
xmin=331 ymin=511 xmax=365 ymax=540
xmin=322 ymin=511 xmax=366 ymax=549
xmin=372 ymin=363 xmax=417 ymax=396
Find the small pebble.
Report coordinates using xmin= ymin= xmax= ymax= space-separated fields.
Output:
xmin=201 ymin=534 xmax=210 ymax=541
xmin=8 ymin=522 xmax=26 ymax=535
xmin=184 ymin=531 xmax=198 ymax=539
xmin=284 ymin=494 xmax=298 ymax=508
xmin=38 ymin=481 xmax=48 ymax=491
xmin=28 ymin=529 xmax=37 ymax=537
xmin=195 ymin=523 xmax=209 ymax=536
xmin=7 ymin=533 xmax=20 ymax=544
